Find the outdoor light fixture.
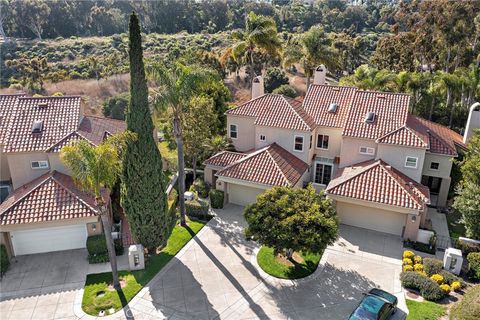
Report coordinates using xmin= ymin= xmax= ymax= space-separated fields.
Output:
xmin=91 ymin=223 xmax=96 ymax=231
xmin=411 ymin=216 xmax=417 ymax=222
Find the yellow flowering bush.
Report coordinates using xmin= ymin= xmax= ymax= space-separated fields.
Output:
xmin=431 ymin=274 xmax=444 ymax=285
xmin=440 ymin=284 xmax=451 ymax=294
xmin=414 ymin=255 xmax=422 ymax=264
xmin=416 ymin=271 xmax=427 ymax=277
xmin=403 ymin=258 xmax=413 ymax=266
xmin=403 ymin=265 xmax=414 ymax=272
xmin=403 ymin=250 xmax=415 ymax=260
xmin=414 ymin=264 xmax=424 ymax=272
xmin=451 ymin=281 xmax=462 ymax=291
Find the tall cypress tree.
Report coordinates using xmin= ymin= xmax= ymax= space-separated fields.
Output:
xmin=122 ymin=13 xmax=172 ymax=252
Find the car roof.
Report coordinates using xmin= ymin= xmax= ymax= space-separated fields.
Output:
xmin=350 ymin=295 xmax=387 ymax=320
xmin=369 ymin=288 xmax=397 ymax=305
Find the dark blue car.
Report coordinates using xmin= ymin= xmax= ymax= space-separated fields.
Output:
xmin=348 ymin=288 xmax=398 ymax=320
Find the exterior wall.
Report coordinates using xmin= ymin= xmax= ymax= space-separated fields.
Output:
xmin=437 ymin=177 xmax=451 ymax=208
xmin=313 ymin=127 xmax=343 ymax=159
xmin=0 ymin=146 xmax=11 ymax=182
xmin=422 ymin=153 xmax=453 ymax=178
xmin=7 ymin=152 xmax=51 ymax=189
xmin=404 ymin=213 xmax=421 ymax=241
xmin=86 ymin=220 xmax=102 ymax=236
xmin=0 ymin=216 xmax=98 ymax=232
xmin=47 ymin=153 xmax=70 ymax=175
xmin=228 ymin=183 xmax=266 ymax=206
xmin=376 ymin=144 xmax=426 ymax=182
xmin=295 ymin=169 xmax=311 ymax=188
xmin=254 ymin=125 xmax=312 ymax=163
xmin=339 ymin=137 xmax=378 ymax=168
xmin=227 ymin=115 xmax=255 ymax=152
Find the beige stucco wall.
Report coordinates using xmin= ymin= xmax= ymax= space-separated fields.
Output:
xmin=313 ymin=127 xmax=343 ymax=159
xmin=8 ymin=152 xmax=50 ymax=189
xmin=47 ymin=153 xmax=70 ymax=175
xmin=339 ymin=137 xmax=377 ymax=167
xmin=227 ymin=115 xmax=255 ymax=152
xmin=0 ymin=216 xmax=98 ymax=232
xmin=376 ymin=144 xmax=426 ymax=183
xmin=422 ymin=153 xmax=453 ymax=178
xmin=0 ymin=146 xmax=11 ymax=182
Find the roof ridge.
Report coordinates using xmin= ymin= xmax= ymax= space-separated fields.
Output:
xmin=216 ymin=145 xmax=271 ymax=175
xmin=265 ymin=147 xmax=290 ymax=186
xmin=378 ymin=162 xmax=423 ymax=209
xmin=83 ymin=114 xmax=126 ymax=123
xmin=327 ymin=160 xmax=380 ymax=191
xmin=280 ymin=95 xmax=312 ymax=130
xmin=18 ymin=95 xmax=81 ymax=100
xmin=44 ymin=130 xmax=94 ymax=152
xmin=50 ymin=173 xmax=98 ymax=213
xmin=225 ymin=93 xmax=269 ymax=115
xmin=376 ymin=125 xmax=428 ymax=148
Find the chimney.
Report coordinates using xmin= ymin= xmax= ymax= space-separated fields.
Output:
xmin=313 ymin=65 xmax=327 ymax=85
xmin=251 ymin=76 xmax=264 ymax=99
xmin=463 ymin=102 xmax=480 ymax=144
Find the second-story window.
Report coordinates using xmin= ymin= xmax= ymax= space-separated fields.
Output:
xmin=259 ymin=134 xmax=266 ymax=141
xmin=317 ymin=134 xmax=329 ymax=149
xmin=294 ymin=135 xmax=304 ymax=152
xmin=430 ymin=162 xmax=439 ymax=170
xmin=314 ymin=161 xmax=333 ymax=185
xmin=31 ymin=160 xmax=49 ymax=170
xmin=405 ymin=156 xmax=418 ymax=168
xmin=229 ymin=124 xmax=237 ymax=139
xmin=359 ymin=146 xmax=375 ymax=155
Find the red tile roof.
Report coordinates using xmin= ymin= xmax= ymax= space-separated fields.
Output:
xmin=203 ymin=151 xmax=247 ymax=167
xmin=303 ymin=85 xmax=357 ymax=128
xmin=326 ymin=160 xmax=430 ymax=210
xmin=4 ymin=96 xmax=81 ymax=152
xmin=226 ymin=94 xmax=315 ymax=131
xmin=0 ymin=94 xmax=25 ymax=144
xmin=216 ymin=143 xmax=309 ymax=187
xmin=343 ymin=91 xmax=410 ymax=140
xmin=376 ymin=126 xmax=428 ymax=149
xmin=0 ymin=171 xmax=97 ymax=225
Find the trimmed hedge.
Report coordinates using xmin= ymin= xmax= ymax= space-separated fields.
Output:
xmin=209 ymin=189 xmax=224 ymax=209
xmin=404 ymin=240 xmax=436 ymax=254
xmin=424 ymin=258 xmax=443 ymax=276
xmin=186 ymin=199 xmax=210 ymax=219
xmin=400 ymin=271 xmax=445 ymax=301
xmin=449 ymin=285 xmax=480 ymax=319
xmin=0 ymin=244 xmax=10 ymax=276
xmin=189 ymin=179 xmax=210 ymax=198
xmin=467 ymin=252 xmax=480 ymax=280
xmin=86 ymin=235 xmax=107 ymax=255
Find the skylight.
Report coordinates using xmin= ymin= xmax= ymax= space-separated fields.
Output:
xmin=328 ymin=103 xmax=338 ymax=113
xmin=365 ymin=112 xmax=375 ymax=123
xmin=32 ymin=120 xmax=43 ymax=133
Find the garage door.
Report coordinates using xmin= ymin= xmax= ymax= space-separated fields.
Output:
xmin=11 ymin=223 xmax=88 ymax=255
xmin=336 ymin=202 xmax=406 ymax=235
xmin=228 ymin=184 xmax=265 ymax=206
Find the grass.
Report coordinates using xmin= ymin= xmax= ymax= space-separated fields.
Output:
xmin=82 ymin=218 xmax=206 ymax=316
xmin=406 ymin=299 xmax=446 ymax=320
xmin=446 ymin=209 xmax=466 ymax=239
xmin=256 ymin=246 xmax=322 ymax=279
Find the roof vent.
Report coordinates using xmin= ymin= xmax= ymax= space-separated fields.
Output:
xmin=328 ymin=103 xmax=338 ymax=113
xmin=377 ymin=95 xmax=386 ymax=99
xmin=332 ymin=87 xmax=340 ymax=92
xmin=32 ymin=120 xmax=43 ymax=133
xmin=37 ymin=102 xmax=48 ymax=108
xmin=365 ymin=112 xmax=375 ymax=123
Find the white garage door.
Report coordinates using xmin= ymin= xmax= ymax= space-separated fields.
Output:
xmin=228 ymin=184 xmax=265 ymax=206
xmin=11 ymin=223 xmax=88 ymax=255
xmin=336 ymin=202 xmax=406 ymax=235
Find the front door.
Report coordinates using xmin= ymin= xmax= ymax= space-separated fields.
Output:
xmin=421 ymin=176 xmax=442 ymax=194
xmin=212 ymin=170 xmax=218 ymax=188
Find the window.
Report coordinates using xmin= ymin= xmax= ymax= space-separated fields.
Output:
xmin=259 ymin=134 xmax=266 ymax=141
xmin=430 ymin=162 xmax=440 ymax=170
xmin=359 ymin=146 xmax=375 ymax=155
xmin=309 ymin=135 xmax=312 ymax=149
xmin=294 ymin=135 xmax=304 ymax=152
xmin=314 ymin=161 xmax=333 ymax=185
xmin=405 ymin=156 xmax=418 ymax=168
xmin=365 ymin=112 xmax=375 ymax=123
xmin=316 ymin=134 xmax=329 ymax=149
xmin=31 ymin=160 xmax=49 ymax=170
xmin=229 ymin=124 xmax=237 ymax=139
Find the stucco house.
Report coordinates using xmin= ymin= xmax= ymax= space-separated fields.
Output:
xmin=0 ymin=94 xmax=126 ymax=256
xmin=204 ymin=67 xmax=479 ymax=241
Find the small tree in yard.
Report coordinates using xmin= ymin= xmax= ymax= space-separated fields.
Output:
xmin=453 ymin=129 xmax=480 ymax=239
xmin=244 ymin=185 xmax=339 ymax=259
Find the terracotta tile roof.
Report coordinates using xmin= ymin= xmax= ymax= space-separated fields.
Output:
xmin=216 ymin=143 xmax=309 ymax=187
xmin=45 ymin=131 xmax=92 ymax=153
xmin=0 ymin=94 xmax=25 ymax=144
xmin=376 ymin=126 xmax=428 ymax=149
xmin=342 ymin=91 xmax=410 ymax=140
xmin=0 ymin=171 xmax=97 ymax=225
xmin=4 ymin=96 xmax=81 ymax=153
xmin=303 ymin=85 xmax=357 ymax=128
xmin=226 ymin=94 xmax=315 ymax=131
xmin=326 ymin=159 xmax=430 ymax=210
xmin=77 ymin=115 xmax=127 ymax=146
xmin=203 ymin=151 xmax=247 ymax=167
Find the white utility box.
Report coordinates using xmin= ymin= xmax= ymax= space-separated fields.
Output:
xmin=128 ymin=244 xmax=145 ymax=271
xmin=184 ymin=191 xmax=195 ymax=201
xmin=443 ymin=247 xmax=463 ymax=275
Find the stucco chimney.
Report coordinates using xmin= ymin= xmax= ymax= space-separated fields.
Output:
xmin=251 ymin=76 xmax=264 ymax=99
xmin=463 ymin=102 xmax=480 ymax=144
xmin=313 ymin=65 xmax=327 ymax=85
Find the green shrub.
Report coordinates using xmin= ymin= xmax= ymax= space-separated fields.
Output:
xmin=449 ymin=285 xmax=480 ymax=319
xmin=467 ymin=252 xmax=480 ymax=280
xmin=400 ymin=271 xmax=445 ymax=301
xmin=0 ymin=244 xmax=10 ymax=275
xmin=421 ymin=280 xmax=445 ymax=301
xmin=264 ymin=67 xmax=289 ymax=92
xmin=189 ymin=179 xmax=210 ymax=198
xmin=88 ymin=253 xmax=109 ymax=264
xmin=86 ymin=235 xmax=107 ymax=255
xmin=439 ymin=270 xmax=464 ymax=286
xmin=209 ymin=189 xmax=224 ymax=209
xmin=457 ymin=240 xmax=480 ymax=255
xmin=272 ymin=84 xmax=298 ymax=98
xmin=114 ymin=239 xmax=124 ymax=256
xmin=404 ymin=240 xmax=436 ymax=254
xmin=186 ymin=199 xmax=210 ymax=219
xmin=403 ymin=250 xmax=415 ymax=259
xmin=424 ymin=258 xmax=443 ymax=276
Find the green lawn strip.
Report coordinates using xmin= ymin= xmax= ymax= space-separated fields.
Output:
xmin=82 ymin=219 xmax=205 ymax=316
xmin=446 ymin=210 xmax=466 ymax=239
xmin=256 ymin=246 xmax=322 ymax=280
xmin=406 ymin=299 xmax=446 ymax=320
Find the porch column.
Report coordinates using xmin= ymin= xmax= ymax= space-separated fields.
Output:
xmin=223 ymin=182 xmax=228 ymax=206
xmin=437 ymin=177 xmax=451 ymax=209
xmin=403 ymin=213 xmax=421 ymax=241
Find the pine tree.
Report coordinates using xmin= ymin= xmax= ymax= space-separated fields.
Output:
xmin=121 ymin=13 xmax=173 ymax=252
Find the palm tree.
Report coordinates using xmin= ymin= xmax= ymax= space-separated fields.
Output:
xmin=340 ymin=65 xmax=395 ymax=91
xmin=231 ymin=12 xmax=282 ymax=85
xmin=283 ymin=25 xmax=338 ymax=88
xmin=147 ymin=63 xmax=214 ymax=227
xmin=60 ymin=136 xmax=127 ymax=288
xmin=437 ymin=71 xmax=462 ymax=127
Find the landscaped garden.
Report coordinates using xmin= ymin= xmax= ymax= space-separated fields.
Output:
xmin=446 ymin=209 xmax=466 ymax=239
xmin=405 ymin=299 xmax=446 ymax=320
xmin=82 ymin=218 xmax=206 ymax=316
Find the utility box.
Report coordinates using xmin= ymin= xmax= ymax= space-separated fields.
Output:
xmin=443 ymin=248 xmax=463 ymax=275
xmin=128 ymin=244 xmax=145 ymax=271
xmin=184 ymin=191 xmax=195 ymax=201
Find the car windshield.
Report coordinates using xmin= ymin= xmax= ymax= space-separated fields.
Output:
xmin=370 ymin=288 xmax=397 ymax=305
xmin=349 ymin=296 xmax=385 ymax=320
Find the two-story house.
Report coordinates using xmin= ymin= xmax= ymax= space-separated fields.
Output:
xmin=204 ymin=67 xmax=479 ymax=241
xmin=0 ymin=95 xmax=125 ymax=256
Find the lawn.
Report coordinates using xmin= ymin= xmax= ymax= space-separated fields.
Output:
xmin=406 ymin=299 xmax=446 ymax=320
xmin=256 ymin=246 xmax=322 ymax=279
xmin=446 ymin=209 xmax=466 ymax=239
xmin=82 ymin=218 xmax=206 ymax=316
